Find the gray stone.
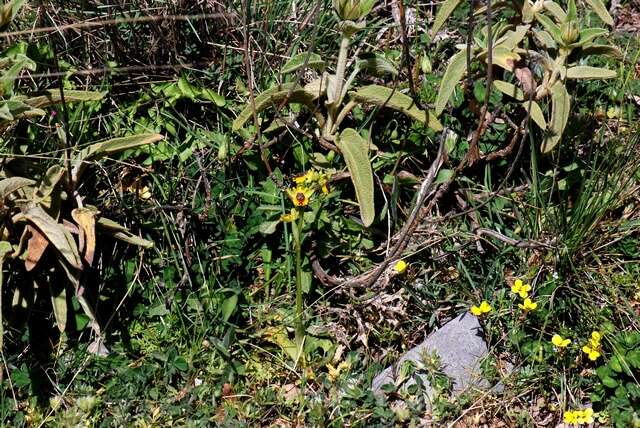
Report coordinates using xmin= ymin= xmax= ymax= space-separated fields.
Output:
xmin=372 ymin=312 xmax=489 ymax=402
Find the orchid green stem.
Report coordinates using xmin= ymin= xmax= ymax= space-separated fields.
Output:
xmin=294 ymin=207 xmax=305 ymax=354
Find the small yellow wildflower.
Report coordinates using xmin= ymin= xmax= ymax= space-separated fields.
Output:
xmin=590 ymin=331 xmax=602 ymax=347
xmin=582 ymin=344 xmax=601 ymax=361
xmin=470 ymin=300 xmax=492 ymax=316
xmin=393 ymin=260 xmax=408 ymax=274
xmin=563 ymin=410 xmax=579 ymax=424
xmin=551 ymin=334 xmax=571 ymax=348
xmin=286 ymin=185 xmax=315 ymax=207
xmin=511 ymin=280 xmax=532 ymax=299
xmin=518 ymin=297 xmax=538 ymax=312
xmin=280 ymin=208 xmax=299 ymax=223
xmin=576 ymin=408 xmax=594 ymax=424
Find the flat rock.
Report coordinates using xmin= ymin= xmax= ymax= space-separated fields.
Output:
xmin=372 ymin=312 xmax=489 ymax=402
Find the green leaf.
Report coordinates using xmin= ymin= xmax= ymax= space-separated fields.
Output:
xmin=543 ymin=1 xmax=567 ymax=22
xmin=486 ymin=46 xmax=521 ymax=72
xmin=96 ymin=217 xmax=154 ymax=249
xmin=535 ymin=13 xmax=563 ymax=44
xmin=626 ymin=350 xmax=640 ymax=368
xmin=432 ymin=0 xmax=463 ymax=36
xmin=579 ymin=44 xmax=623 ymax=59
xmin=533 ymin=29 xmax=557 ymax=49
xmin=584 ymin=0 xmax=614 ymax=25
xmin=200 ymin=88 xmax=226 ymax=107
xmin=524 ymin=100 xmax=547 ymax=130
xmin=572 ymin=28 xmax=607 ymax=46
xmin=356 ymin=53 xmax=398 ymax=76
xmin=349 ymin=84 xmax=442 ymax=131
xmin=22 ymin=90 xmax=104 ymax=108
xmin=34 ymin=165 xmax=65 ymax=202
xmin=71 ymin=133 xmax=164 ymax=182
xmin=336 ymin=128 xmax=375 ymax=227
xmin=0 ymin=53 xmax=35 ymax=96
xmin=12 ymin=205 xmax=81 ymax=269
xmin=281 ymin=52 xmax=325 ymax=74
xmin=0 ymin=100 xmax=45 ymax=123
xmin=495 ymin=25 xmax=530 ymax=50
xmin=434 ymin=50 xmax=467 ymax=117
xmin=541 ymin=82 xmax=570 ymax=153
xmin=566 ymin=0 xmax=577 ymax=22
xmin=493 ymin=80 xmax=525 ymax=100
xmin=259 ymin=220 xmax=279 ymax=235
xmin=49 ymin=284 xmax=67 ymax=333
xmin=601 ymin=376 xmax=618 ymax=388
xmin=0 ymin=0 xmax=26 ymax=30
xmin=566 ymin=65 xmax=616 ymax=80
xmin=0 ymin=176 xmax=35 ymax=200
xmin=232 ymin=83 xmax=319 ymax=132
xmin=221 ymin=294 xmax=238 ymax=322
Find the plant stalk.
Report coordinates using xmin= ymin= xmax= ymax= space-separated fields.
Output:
xmin=294 ymin=208 xmax=305 ymax=353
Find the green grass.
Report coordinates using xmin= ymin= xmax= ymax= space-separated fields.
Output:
xmin=1 ymin=0 xmax=640 ymax=426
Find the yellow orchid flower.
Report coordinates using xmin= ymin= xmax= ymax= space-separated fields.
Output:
xmin=280 ymin=208 xmax=300 ymax=223
xmin=551 ymin=334 xmax=571 ymax=348
xmin=286 ymin=185 xmax=315 ymax=207
xmin=470 ymin=300 xmax=492 ymax=316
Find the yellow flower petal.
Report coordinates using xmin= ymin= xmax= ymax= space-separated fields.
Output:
xmin=470 ymin=305 xmax=483 ymax=316
xmin=479 ymin=301 xmax=492 ymax=313
xmin=519 ymin=298 xmax=537 ymax=311
xmin=552 ymin=334 xmax=571 ymax=348
xmin=393 ymin=260 xmax=408 ymax=274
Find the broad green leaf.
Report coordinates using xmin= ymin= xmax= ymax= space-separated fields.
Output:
xmin=484 ymin=46 xmax=521 ymax=72
xmin=177 ymin=76 xmax=198 ymax=99
xmin=543 ymin=1 xmax=567 ymax=22
xmin=0 ymin=0 xmax=25 ymax=30
xmin=349 ymin=84 xmax=442 ymax=131
xmin=304 ymin=74 xmax=328 ymax=99
xmin=259 ymin=220 xmax=279 ymax=235
xmin=21 ymin=89 xmax=104 ymax=108
xmin=49 ymin=284 xmax=67 ymax=332
xmin=12 ymin=204 xmax=82 ymax=269
xmin=524 ymin=101 xmax=547 ymax=129
xmin=356 ymin=53 xmax=398 ymax=76
xmin=200 ymin=88 xmax=226 ymax=107
xmin=336 ymin=128 xmax=375 ymax=227
xmin=0 ymin=100 xmax=45 ymax=122
xmin=0 ymin=53 xmax=35 ymax=96
xmin=0 ymin=176 xmax=35 ymax=200
xmin=434 ymin=50 xmax=467 ymax=116
xmin=281 ymin=52 xmax=325 ymax=74
xmin=232 ymin=83 xmax=319 ymax=131
xmin=522 ymin=0 xmax=534 ymax=23
xmin=572 ymin=28 xmax=608 ymax=47
xmin=541 ymin=82 xmax=570 ymax=153
xmin=96 ymin=217 xmax=154 ymax=249
xmin=221 ymin=294 xmax=238 ymax=322
xmin=579 ymin=44 xmax=623 ymax=59
xmin=493 ymin=80 xmax=525 ymax=100
xmin=495 ymin=25 xmax=530 ymax=50
xmin=584 ymin=0 xmax=614 ymax=25
xmin=34 ymin=165 xmax=65 ymax=202
xmin=566 ymin=66 xmax=616 ymax=80
xmin=432 ymin=0 xmax=463 ymax=36
xmin=71 ymin=133 xmax=164 ymax=181
xmin=566 ymin=0 xmax=577 ymax=22
xmin=533 ymin=29 xmax=557 ymax=49
xmin=535 ymin=13 xmax=563 ymax=44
